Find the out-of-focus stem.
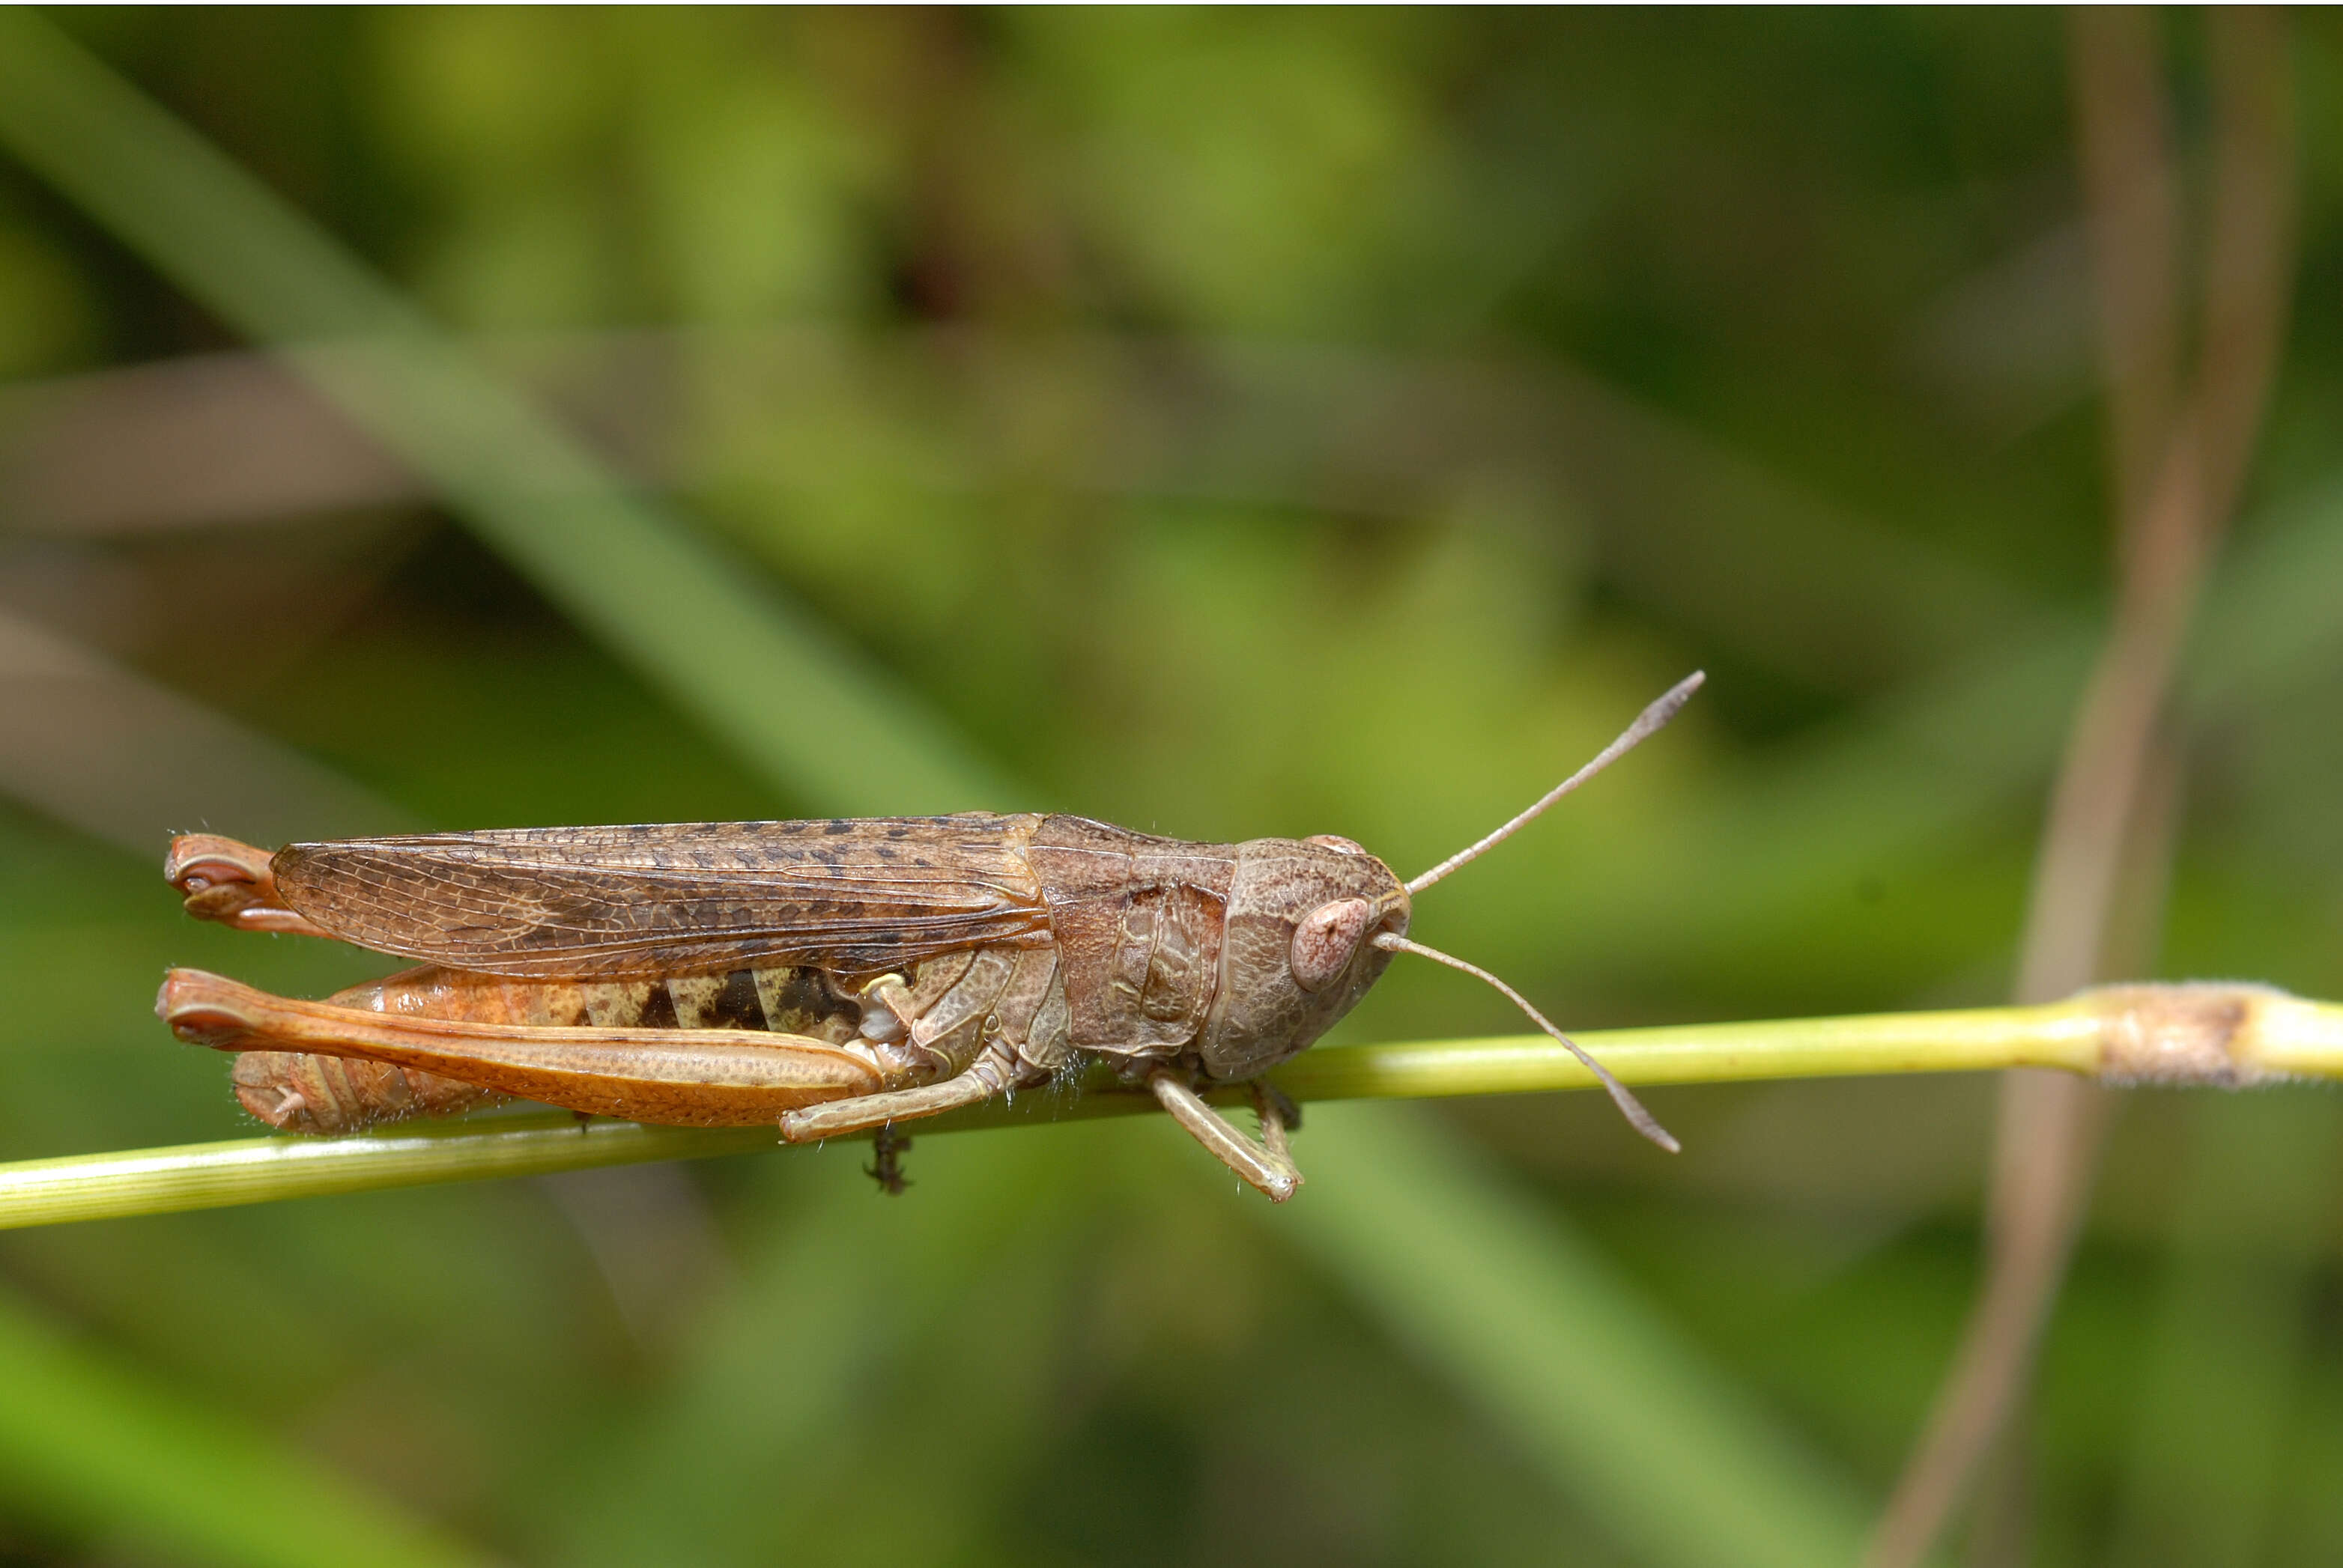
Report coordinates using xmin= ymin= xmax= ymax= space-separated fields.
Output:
xmin=5 ymin=984 xmax=2340 ymax=1232
xmin=1868 ymin=12 xmax=2298 ymax=1568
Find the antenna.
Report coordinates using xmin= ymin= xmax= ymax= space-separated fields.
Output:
xmin=1405 ymin=671 xmax=1704 ymax=896
xmin=1374 ymin=932 xmax=1679 ymax=1152
xmin=1383 ymin=672 xmax=1704 ymax=1152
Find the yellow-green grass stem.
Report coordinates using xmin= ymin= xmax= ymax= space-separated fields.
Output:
xmin=6 ymin=984 xmax=2336 ymax=1232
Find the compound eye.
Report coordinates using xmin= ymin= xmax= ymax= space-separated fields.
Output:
xmin=1306 ymin=834 xmax=1367 ymax=854
xmin=1290 ymin=898 xmax=1374 ymax=992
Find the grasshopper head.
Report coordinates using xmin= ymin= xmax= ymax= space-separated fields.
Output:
xmin=1191 ymin=674 xmax=1703 ymax=1154
xmin=1193 ymin=834 xmax=1410 ymax=1081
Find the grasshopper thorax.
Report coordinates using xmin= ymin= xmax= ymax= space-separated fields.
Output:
xmin=1192 ymin=834 xmax=1410 ymax=1081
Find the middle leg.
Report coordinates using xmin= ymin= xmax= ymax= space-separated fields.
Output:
xmin=778 ymin=1036 xmax=1028 ymax=1141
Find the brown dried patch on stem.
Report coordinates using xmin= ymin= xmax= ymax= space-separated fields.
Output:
xmin=2087 ymin=982 xmax=2288 ymax=1089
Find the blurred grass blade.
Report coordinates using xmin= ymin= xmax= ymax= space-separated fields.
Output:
xmin=2183 ymin=472 xmax=2343 ymax=704
xmin=0 ymin=10 xmax=1008 ymax=815
xmin=1281 ymin=1102 xmax=1873 ymax=1568
xmin=0 ymin=1285 xmax=494 ymax=1568
xmin=1587 ymin=471 xmax=2343 ymax=978
xmin=546 ymin=1131 xmax=1083 ymax=1568
xmin=0 ymin=609 xmax=411 ymax=851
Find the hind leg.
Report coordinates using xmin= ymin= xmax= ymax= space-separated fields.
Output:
xmin=158 ymin=967 xmax=886 ymax=1126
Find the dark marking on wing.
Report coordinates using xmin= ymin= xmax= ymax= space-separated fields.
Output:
xmin=273 ymin=815 xmax=1052 ymax=979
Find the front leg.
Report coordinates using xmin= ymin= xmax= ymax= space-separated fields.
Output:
xmin=1147 ymin=1069 xmax=1303 ymax=1203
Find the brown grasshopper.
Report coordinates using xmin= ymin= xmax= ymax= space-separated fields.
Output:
xmin=157 ymin=675 xmax=1701 ymax=1200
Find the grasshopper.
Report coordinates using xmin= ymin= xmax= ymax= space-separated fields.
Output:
xmin=158 ymin=676 xmax=1700 ymax=1200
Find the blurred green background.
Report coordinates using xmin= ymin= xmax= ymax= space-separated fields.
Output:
xmin=0 ymin=8 xmax=2339 ymax=1566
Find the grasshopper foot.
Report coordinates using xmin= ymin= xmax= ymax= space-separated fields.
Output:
xmin=864 ymin=1125 xmax=913 ymax=1195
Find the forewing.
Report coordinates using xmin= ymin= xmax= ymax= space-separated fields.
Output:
xmin=273 ymin=815 xmax=1051 ymax=979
